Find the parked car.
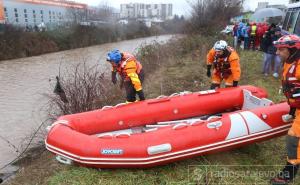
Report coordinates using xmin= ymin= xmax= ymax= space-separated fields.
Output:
xmin=221 ymin=25 xmax=234 ymax=35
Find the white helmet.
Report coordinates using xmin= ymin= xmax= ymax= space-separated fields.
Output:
xmin=213 ymin=40 xmax=228 ymax=51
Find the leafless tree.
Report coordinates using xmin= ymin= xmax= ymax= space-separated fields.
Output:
xmin=186 ymin=0 xmax=242 ymax=34
xmin=46 ymin=62 xmax=123 ymax=120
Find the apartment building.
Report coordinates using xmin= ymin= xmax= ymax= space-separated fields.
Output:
xmin=0 ymin=0 xmax=87 ymax=27
xmin=120 ymin=3 xmax=173 ymax=20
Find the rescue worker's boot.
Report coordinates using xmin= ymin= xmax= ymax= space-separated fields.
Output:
xmin=270 ymin=162 xmax=299 ymax=185
xmin=210 ymin=83 xmax=220 ymax=90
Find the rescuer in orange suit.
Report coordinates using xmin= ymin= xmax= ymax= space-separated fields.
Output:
xmin=206 ymin=40 xmax=241 ymax=89
xmin=270 ymin=35 xmax=300 ymax=185
xmin=106 ymin=49 xmax=145 ymax=103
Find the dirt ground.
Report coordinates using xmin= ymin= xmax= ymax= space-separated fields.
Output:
xmin=2 ymin=147 xmax=63 ymax=185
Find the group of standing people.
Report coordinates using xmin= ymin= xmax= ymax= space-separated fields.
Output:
xmin=233 ymin=21 xmax=283 ymax=78
xmin=233 ymin=21 xmax=268 ymax=50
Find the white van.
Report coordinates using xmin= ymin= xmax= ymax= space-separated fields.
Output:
xmin=282 ymin=2 xmax=300 ymax=35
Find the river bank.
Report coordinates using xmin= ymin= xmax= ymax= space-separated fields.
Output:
xmin=0 ymin=23 xmax=180 ymax=61
xmin=4 ymin=35 xmax=300 ymax=184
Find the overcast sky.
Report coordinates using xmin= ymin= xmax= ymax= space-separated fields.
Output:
xmin=74 ymin=0 xmax=291 ymax=16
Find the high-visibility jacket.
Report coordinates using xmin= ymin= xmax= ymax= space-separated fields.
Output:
xmin=207 ymin=47 xmax=241 ymax=81
xmin=282 ymin=59 xmax=300 ymax=137
xmin=282 ymin=59 xmax=300 ymax=109
xmin=251 ymin=25 xmax=257 ymax=36
xmin=111 ymin=52 xmax=143 ymax=91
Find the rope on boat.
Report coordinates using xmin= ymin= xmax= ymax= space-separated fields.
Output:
xmin=99 ymin=89 xmax=208 ymax=111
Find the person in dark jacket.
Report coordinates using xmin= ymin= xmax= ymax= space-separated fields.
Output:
xmin=261 ymin=24 xmax=282 ymax=78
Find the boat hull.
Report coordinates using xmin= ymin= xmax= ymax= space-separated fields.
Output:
xmin=45 ymin=86 xmax=291 ymax=168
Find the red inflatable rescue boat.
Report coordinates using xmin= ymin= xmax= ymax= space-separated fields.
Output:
xmin=45 ymin=86 xmax=292 ymax=168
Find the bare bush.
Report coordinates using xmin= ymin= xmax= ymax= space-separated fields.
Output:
xmin=186 ymin=0 xmax=242 ymax=35
xmin=46 ymin=62 xmax=123 ymax=119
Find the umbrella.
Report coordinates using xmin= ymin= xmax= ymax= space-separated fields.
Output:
xmin=251 ymin=8 xmax=284 ymax=20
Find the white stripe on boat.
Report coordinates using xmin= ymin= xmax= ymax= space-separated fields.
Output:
xmin=226 ymin=113 xmax=248 ymax=140
xmin=46 ymin=126 xmax=290 ymax=165
xmin=45 ymin=124 xmax=291 ymax=165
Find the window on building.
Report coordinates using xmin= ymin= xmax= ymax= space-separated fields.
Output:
xmin=33 ymin=10 xmax=35 ymax=14
xmin=16 ymin=18 xmax=19 ymax=22
xmin=25 ymin=19 xmax=28 ymax=22
xmin=24 ymin=14 xmax=27 ymax=18
xmin=15 ymin=13 xmax=18 ymax=18
xmin=24 ymin=9 xmax=27 ymax=13
xmin=4 ymin=7 xmax=7 ymax=12
xmin=14 ymin=8 xmax=17 ymax=12
xmin=40 ymin=10 xmax=43 ymax=14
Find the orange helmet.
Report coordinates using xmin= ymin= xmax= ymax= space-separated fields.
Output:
xmin=274 ymin=34 xmax=300 ymax=49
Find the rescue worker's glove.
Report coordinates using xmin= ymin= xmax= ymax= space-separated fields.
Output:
xmin=137 ymin=90 xmax=145 ymax=101
xmin=111 ymin=71 xmax=117 ymax=84
xmin=206 ymin=65 xmax=212 ymax=78
xmin=233 ymin=81 xmax=238 ymax=87
xmin=289 ymin=107 xmax=296 ymax=118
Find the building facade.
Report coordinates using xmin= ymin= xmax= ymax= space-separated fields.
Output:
xmin=120 ymin=3 xmax=172 ymax=20
xmin=255 ymin=2 xmax=286 ymax=11
xmin=0 ymin=0 xmax=87 ymax=28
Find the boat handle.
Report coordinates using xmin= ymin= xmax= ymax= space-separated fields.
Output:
xmin=207 ymin=121 xmax=223 ymax=130
xmin=115 ymin=103 xmax=127 ymax=107
xmin=198 ymin=90 xmax=218 ymax=96
xmin=148 ymin=98 xmax=170 ymax=104
xmin=207 ymin=116 xmax=222 ymax=122
xmin=282 ymin=114 xmax=293 ymax=123
xmin=144 ymin=128 xmax=158 ymax=132
xmin=170 ymin=93 xmax=180 ymax=97
xmin=47 ymin=120 xmax=69 ymax=132
xmin=97 ymin=133 xmax=114 ymax=139
xmin=101 ymin=106 xmax=113 ymax=110
xmin=156 ymin=95 xmax=168 ymax=99
xmin=115 ymin=133 xmax=131 ymax=138
xmin=56 ymin=155 xmax=73 ymax=165
xmin=172 ymin=123 xmax=188 ymax=130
